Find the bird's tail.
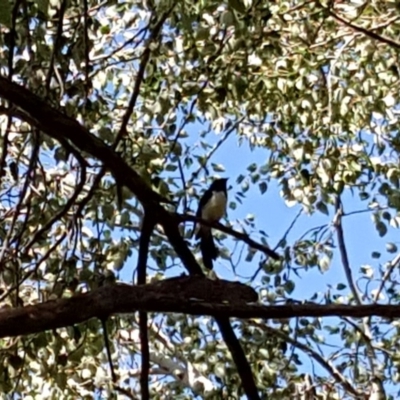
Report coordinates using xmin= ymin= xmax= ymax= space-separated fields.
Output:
xmin=200 ymin=231 xmax=218 ymax=270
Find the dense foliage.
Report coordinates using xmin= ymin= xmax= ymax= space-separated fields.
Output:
xmin=1 ymin=0 xmax=400 ymax=398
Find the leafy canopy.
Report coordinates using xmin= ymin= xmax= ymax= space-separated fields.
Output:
xmin=0 ymin=0 xmax=400 ymax=398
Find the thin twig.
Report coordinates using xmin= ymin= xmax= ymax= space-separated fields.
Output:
xmin=328 ymin=8 xmax=400 ymax=49
xmin=374 ymin=252 xmax=400 ymax=303
xmin=45 ymin=0 xmax=67 ymax=93
xmin=82 ymin=0 xmax=91 ymax=101
xmin=333 ymin=196 xmax=362 ymax=305
xmin=0 ymin=137 xmax=39 ymax=265
xmin=0 ymin=0 xmax=21 ymax=179
xmin=190 ymin=117 xmax=246 ymax=183
xmin=251 ymin=208 xmax=301 ymax=280
xmin=22 ymin=152 xmax=87 ymax=254
xmin=101 ymin=318 xmax=117 ymax=382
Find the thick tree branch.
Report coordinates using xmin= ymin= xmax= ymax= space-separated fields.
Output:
xmin=1 ymin=278 xmax=400 ymax=340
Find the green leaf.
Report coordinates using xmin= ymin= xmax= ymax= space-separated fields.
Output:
xmin=386 ymin=242 xmax=397 ymax=253
xmin=221 ymin=10 xmax=235 ymax=26
xmin=247 ymin=163 xmax=257 ymax=172
xmin=214 ymin=362 xmax=226 ymax=378
xmin=246 ymin=213 xmax=255 ymax=221
xmin=102 ymin=204 xmax=114 ymax=219
xmin=165 ymin=164 xmax=178 ymax=171
xmin=376 ymin=221 xmax=388 ymax=237
xmin=37 ymin=0 xmax=49 ymax=16
xmin=318 ymin=256 xmax=330 ymax=272
xmin=241 ymin=180 xmax=250 ymax=192
xmin=228 ymin=0 xmax=246 ymax=13
xmin=54 ymin=146 xmax=68 ymax=162
xmin=259 ymin=181 xmax=268 ymax=194
xmin=0 ymin=0 xmax=11 ymax=27
xmin=284 ymin=280 xmax=295 ymax=294
xmin=299 ymin=318 xmax=309 ymax=326
xmin=212 ymin=163 xmax=226 ymax=172
xmin=316 ymin=201 xmax=329 ymax=216
xmin=236 ymin=174 xmax=245 ymax=183
xmin=359 ymin=191 xmax=369 ymax=200
xmin=100 ymin=25 xmax=111 ymax=34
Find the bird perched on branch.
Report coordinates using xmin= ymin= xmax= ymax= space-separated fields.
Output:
xmin=194 ymin=178 xmax=228 ymax=270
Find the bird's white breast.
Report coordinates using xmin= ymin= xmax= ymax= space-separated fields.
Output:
xmin=201 ymin=191 xmax=227 ymax=221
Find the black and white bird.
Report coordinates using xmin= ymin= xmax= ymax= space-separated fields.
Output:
xmin=194 ymin=178 xmax=228 ymax=270
xmin=194 ymin=178 xmax=280 ymax=270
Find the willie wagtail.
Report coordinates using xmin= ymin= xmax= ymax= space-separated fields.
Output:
xmin=194 ymin=178 xmax=228 ymax=270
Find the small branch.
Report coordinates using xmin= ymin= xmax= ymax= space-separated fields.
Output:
xmin=343 ymin=206 xmax=387 ymax=217
xmin=179 ymin=214 xmax=280 ymax=260
xmin=60 ymin=8 xmax=174 ymax=226
xmin=45 ymin=0 xmax=67 ymax=93
xmin=22 ymin=152 xmax=87 ymax=254
xmin=189 ymin=116 xmax=245 ymax=183
xmin=342 ymin=317 xmax=376 ymax=377
xmin=333 ymin=196 xmax=362 ymax=305
xmin=82 ymin=0 xmax=90 ymax=100
xmin=374 ymin=252 xmax=400 ymax=303
xmin=278 ymin=208 xmax=302 ymax=248
xmin=101 ymin=318 xmax=117 ymax=382
xmin=251 ymin=208 xmax=299 ymax=280
xmin=327 ymin=8 xmax=400 ymax=50
xmin=115 ymin=4 xmax=176 ymax=147
xmin=127 ymin=323 xmax=215 ymax=393
xmin=0 ymin=136 xmax=39 ymax=265
xmin=333 ymin=197 xmax=377 ymax=380
xmin=137 ymin=214 xmax=156 ymax=400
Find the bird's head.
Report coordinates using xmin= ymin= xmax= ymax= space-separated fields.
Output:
xmin=210 ymin=178 xmax=228 ymax=191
